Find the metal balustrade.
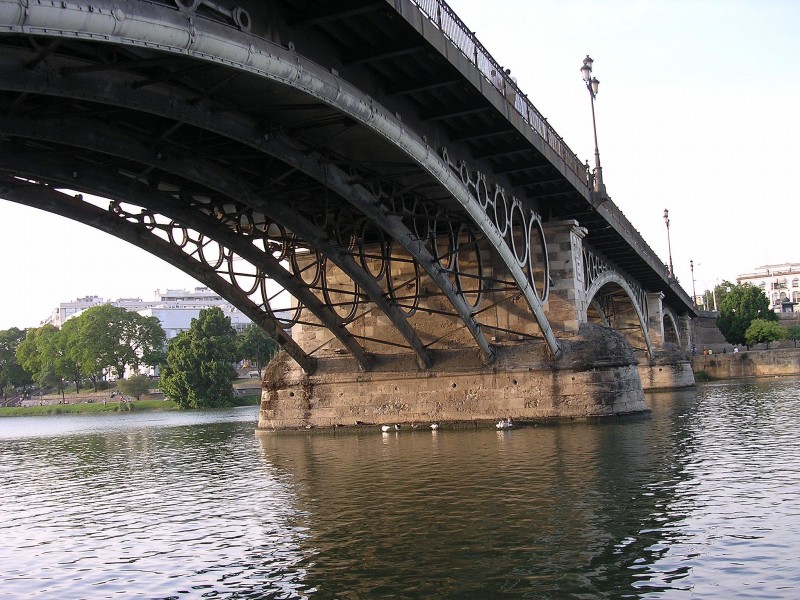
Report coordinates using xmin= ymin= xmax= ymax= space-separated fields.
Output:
xmin=408 ymin=0 xmax=590 ymax=187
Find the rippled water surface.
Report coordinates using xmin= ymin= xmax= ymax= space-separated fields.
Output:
xmin=2 ymin=379 xmax=800 ymax=598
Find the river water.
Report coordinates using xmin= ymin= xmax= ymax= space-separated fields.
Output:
xmin=2 ymin=378 xmax=800 ymax=599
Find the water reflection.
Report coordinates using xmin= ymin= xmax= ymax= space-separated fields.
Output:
xmin=2 ymin=380 xmax=800 ymax=598
xmin=255 ymin=394 xmax=697 ymax=598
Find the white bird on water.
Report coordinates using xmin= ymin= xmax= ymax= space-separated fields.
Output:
xmin=430 ymin=423 xmax=439 ymax=430
xmin=381 ymin=424 xmax=400 ymax=432
xmin=496 ymin=417 xmax=514 ymax=430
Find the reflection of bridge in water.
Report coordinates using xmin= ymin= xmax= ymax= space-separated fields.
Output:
xmin=0 ymin=0 xmax=696 ymax=428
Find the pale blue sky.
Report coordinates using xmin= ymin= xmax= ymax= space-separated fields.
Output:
xmin=1 ymin=0 xmax=798 ymax=329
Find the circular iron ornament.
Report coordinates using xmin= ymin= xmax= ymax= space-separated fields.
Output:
xmin=386 ymin=240 xmax=420 ymax=317
xmin=168 ymin=224 xmax=189 ymax=248
xmin=174 ymin=0 xmax=201 ymax=11
xmin=232 ymin=7 xmax=251 ymax=32
xmin=509 ymin=201 xmax=528 ymax=268
xmin=322 ymin=258 xmax=359 ymax=323
xmin=141 ymin=212 xmax=158 ymax=231
xmin=262 ymin=221 xmax=289 ymax=261
xmin=476 ymin=176 xmax=490 ymax=210
xmin=411 ymin=197 xmax=431 ymax=241
xmin=228 ymin=253 xmax=262 ymax=296
xmin=430 ymin=216 xmax=455 ymax=272
xmin=290 ymin=247 xmax=323 ymax=288
xmin=527 ymin=217 xmax=549 ymax=303
xmin=236 ymin=212 xmax=255 ymax=236
xmin=332 ymin=208 xmax=357 ymax=251
xmin=358 ymin=220 xmax=387 ymax=279
xmin=454 ymin=224 xmax=484 ymax=310
xmin=459 ymin=161 xmax=470 ymax=185
xmin=198 ymin=235 xmax=226 ymax=270
xmin=493 ymin=187 xmax=509 ymax=238
xmin=260 ymin=277 xmax=302 ymax=328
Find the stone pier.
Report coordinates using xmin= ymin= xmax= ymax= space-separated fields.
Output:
xmin=256 ymin=218 xmax=678 ymax=430
xmin=258 ymin=323 xmax=647 ymax=429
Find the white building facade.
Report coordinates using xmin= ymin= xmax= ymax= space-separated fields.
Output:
xmin=44 ymin=287 xmax=253 ymax=335
xmin=737 ymin=263 xmax=800 ymax=313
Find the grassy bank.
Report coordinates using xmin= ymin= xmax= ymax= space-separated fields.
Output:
xmin=0 ymin=395 xmax=260 ymax=417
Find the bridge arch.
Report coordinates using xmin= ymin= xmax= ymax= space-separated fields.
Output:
xmin=584 ymin=271 xmax=653 ymax=358
xmin=0 ymin=0 xmax=562 ymax=364
xmin=662 ymin=307 xmax=682 ymax=348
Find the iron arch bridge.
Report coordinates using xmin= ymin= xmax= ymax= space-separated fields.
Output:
xmin=0 ymin=0 xmax=695 ymax=375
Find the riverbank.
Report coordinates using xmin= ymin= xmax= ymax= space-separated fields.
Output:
xmin=0 ymin=395 xmax=260 ymax=417
xmin=692 ymin=347 xmax=800 ymax=380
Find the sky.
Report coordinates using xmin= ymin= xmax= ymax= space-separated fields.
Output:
xmin=1 ymin=0 xmax=799 ymax=330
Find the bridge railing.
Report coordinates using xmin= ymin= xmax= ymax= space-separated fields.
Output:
xmin=408 ymin=0 xmax=590 ymax=187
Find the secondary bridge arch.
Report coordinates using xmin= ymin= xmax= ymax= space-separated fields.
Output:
xmin=584 ymin=265 xmax=654 ymax=359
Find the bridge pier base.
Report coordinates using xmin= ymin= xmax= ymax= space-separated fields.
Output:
xmin=637 ymin=351 xmax=696 ymax=391
xmin=257 ymin=323 xmax=648 ymax=430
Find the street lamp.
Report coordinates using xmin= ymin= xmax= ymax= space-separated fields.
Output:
xmin=690 ymin=260 xmax=697 ymax=307
xmin=663 ymin=208 xmax=674 ymax=279
xmin=580 ymin=55 xmax=604 ymax=194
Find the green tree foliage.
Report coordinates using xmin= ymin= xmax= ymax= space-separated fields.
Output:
xmin=702 ymin=280 xmax=735 ymax=311
xmin=117 ymin=373 xmax=151 ymax=401
xmin=716 ymin=284 xmax=776 ymax=346
xmin=785 ymin=324 xmax=800 ymax=348
xmin=745 ymin=319 xmax=785 ymax=349
xmin=237 ymin=325 xmax=279 ymax=375
xmin=160 ymin=307 xmax=238 ymax=408
xmin=67 ymin=305 xmax=166 ymax=389
xmin=16 ymin=325 xmax=70 ymax=400
xmin=0 ymin=327 xmax=33 ymax=399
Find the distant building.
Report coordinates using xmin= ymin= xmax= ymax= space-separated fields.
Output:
xmin=44 ymin=287 xmax=253 ymax=335
xmin=137 ymin=304 xmax=252 ymax=339
xmin=737 ymin=263 xmax=800 ymax=313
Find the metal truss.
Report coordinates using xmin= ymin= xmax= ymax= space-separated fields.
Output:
xmin=0 ymin=133 xmax=438 ymax=371
xmin=441 ymin=148 xmax=550 ymax=306
xmin=0 ymin=176 xmax=320 ymax=373
xmin=0 ymin=1 xmax=566 ymax=368
xmin=0 ymin=71 xmax=498 ymax=365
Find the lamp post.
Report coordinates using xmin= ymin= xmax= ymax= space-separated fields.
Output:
xmin=663 ymin=208 xmax=674 ymax=279
xmin=580 ymin=55 xmax=604 ymax=194
xmin=690 ymin=260 xmax=697 ymax=307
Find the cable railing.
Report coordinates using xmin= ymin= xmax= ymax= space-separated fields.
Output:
xmin=407 ymin=0 xmax=590 ymax=188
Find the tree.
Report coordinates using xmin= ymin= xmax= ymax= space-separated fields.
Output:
xmin=0 ymin=327 xmax=33 ymax=400
xmin=237 ymin=325 xmax=279 ymax=376
xmin=67 ymin=305 xmax=166 ymax=389
xmin=16 ymin=325 xmax=70 ymax=401
xmin=785 ymin=324 xmax=800 ymax=348
xmin=716 ymin=284 xmax=777 ymax=347
xmin=745 ymin=319 xmax=784 ymax=349
xmin=702 ymin=280 xmax=735 ymax=312
xmin=117 ymin=374 xmax=151 ymax=401
xmin=160 ymin=307 xmax=238 ymax=408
